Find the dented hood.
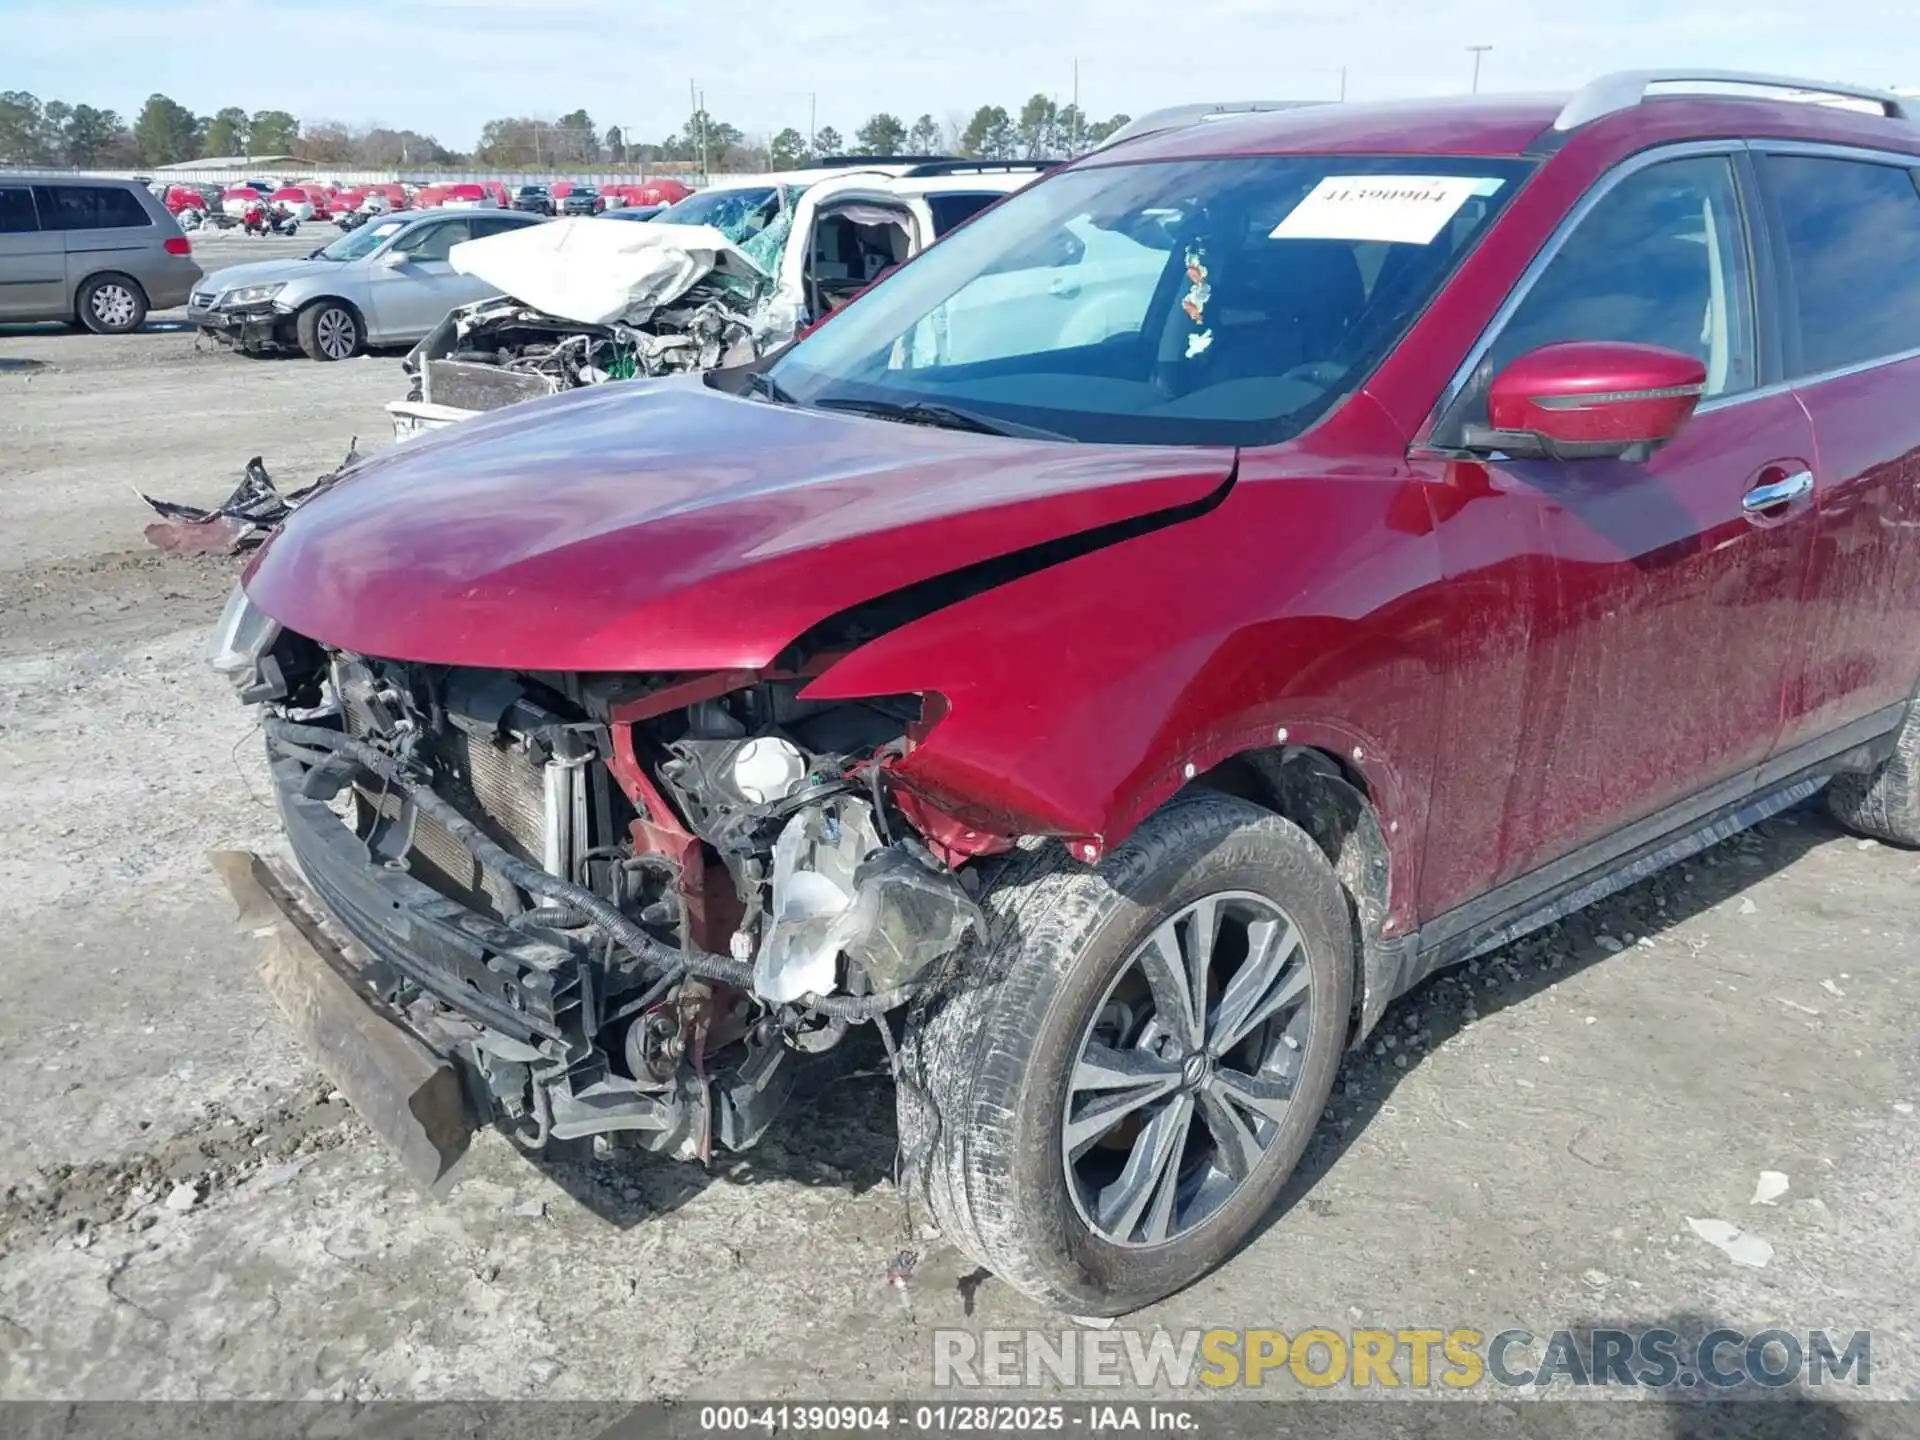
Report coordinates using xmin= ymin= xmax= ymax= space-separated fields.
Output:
xmin=243 ymin=380 xmax=1233 ymax=672
xmin=448 ymin=216 xmax=766 ymax=326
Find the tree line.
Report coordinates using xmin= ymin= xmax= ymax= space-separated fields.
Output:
xmin=0 ymin=90 xmax=452 ymax=169
xmin=476 ymin=97 xmax=1131 ymax=170
xmin=1 ymin=88 xmax=1129 ymax=174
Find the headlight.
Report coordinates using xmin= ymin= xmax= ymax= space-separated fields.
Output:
xmin=729 ymin=736 xmax=807 ymax=805
xmin=207 ymin=583 xmax=285 ymax=700
xmin=222 ymin=282 xmax=286 ymax=307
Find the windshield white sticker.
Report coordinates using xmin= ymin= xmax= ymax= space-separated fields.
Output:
xmin=1270 ymin=175 xmax=1503 ymax=245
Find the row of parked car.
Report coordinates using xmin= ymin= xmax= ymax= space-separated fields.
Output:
xmin=181 ymin=159 xmax=1053 ymax=377
xmin=152 ymin=177 xmax=696 ymax=229
xmin=1 ymin=158 xmax=1043 ymax=338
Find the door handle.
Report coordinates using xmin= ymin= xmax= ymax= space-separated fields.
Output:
xmin=1742 ymin=469 xmax=1813 ymax=514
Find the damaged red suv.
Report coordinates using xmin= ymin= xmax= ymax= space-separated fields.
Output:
xmin=213 ymin=71 xmax=1920 ymax=1314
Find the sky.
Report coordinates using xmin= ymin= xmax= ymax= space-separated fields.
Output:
xmin=3 ymin=0 xmax=1913 ymax=150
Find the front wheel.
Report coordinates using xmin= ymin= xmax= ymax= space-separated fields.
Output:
xmin=296 ymin=301 xmax=361 ymax=361
xmin=904 ymin=792 xmax=1353 ymax=1315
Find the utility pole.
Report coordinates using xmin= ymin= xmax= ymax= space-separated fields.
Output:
xmin=1339 ymin=66 xmax=1348 ymax=101
xmin=1467 ymin=44 xmax=1492 ymax=94
xmin=809 ymin=92 xmax=818 ymax=157
xmin=1072 ymin=57 xmax=1080 ymax=154
xmin=690 ymin=79 xmax=710 ymax=179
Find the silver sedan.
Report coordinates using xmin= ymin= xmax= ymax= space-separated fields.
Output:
xmin=186 ymin=209 xmax=544 ymax=360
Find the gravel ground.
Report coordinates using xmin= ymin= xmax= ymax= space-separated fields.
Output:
xmin=1 ymin=249 xmax=1916 ymax=1409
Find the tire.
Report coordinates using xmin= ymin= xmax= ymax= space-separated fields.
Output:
xmin=1827 ymin=700 xmax=1920 ymax=846
xmin=903 ymin=791 xmax=1353 ymax=1315
xmin=76 ymin=273 xmax=148 ymax=335
xmin=296 ymin=300 xmax=362 ymax=362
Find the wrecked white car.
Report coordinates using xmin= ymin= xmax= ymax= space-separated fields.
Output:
xmin=387 ymin=161 xmax=1047 ymax=439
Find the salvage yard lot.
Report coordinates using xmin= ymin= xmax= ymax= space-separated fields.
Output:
xmin=1 ymin=266 xmax=1917 ymax=1401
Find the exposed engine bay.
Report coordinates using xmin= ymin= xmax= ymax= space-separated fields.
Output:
xmin=218 ymin=593 xmax=982 ymax=1163
xmin=398 ymin=215 xmax=799 ymax=418
xmin=402 ymin=287 xmax=767 ymax=415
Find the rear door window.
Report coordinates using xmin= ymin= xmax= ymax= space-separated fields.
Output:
xmin=1765 ymin=155 xmax=1920 ymax=376
xmin=35 ymin=185 xmax=152 ymax=230
xmin=0 ymin=186 xmax=38 ymax=233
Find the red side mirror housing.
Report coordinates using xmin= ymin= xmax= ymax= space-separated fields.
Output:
xmin=1472 ymin=341 xmax=1707 ymax=461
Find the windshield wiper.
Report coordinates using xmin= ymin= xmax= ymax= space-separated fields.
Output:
xmin=745 ymin=370 xmax=795 ymax=405
xmin=811 ymin=395 xmax=1070 ymax=441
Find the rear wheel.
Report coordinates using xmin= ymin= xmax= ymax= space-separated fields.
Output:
xmin=1827 ymin=700 xmax=1920 ymax=846
xmin=77 ymin=273 xmax=148 ymax=334
xmin=296 ymin=300 xmax=362 ymax=361
xmin=903 ymin=792 xmax=1352 ymax=1315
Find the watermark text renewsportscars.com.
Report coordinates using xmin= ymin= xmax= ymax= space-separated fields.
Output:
xmin=931 ymin=1327 xmax=1872 ymax=1391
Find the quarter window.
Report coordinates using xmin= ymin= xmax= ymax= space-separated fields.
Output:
xmin=1446 ymin=155 xmax=1756 ymax=441
xmin=928 ymin=192 xmax=1001 ymax=236
xmin=1767 ymin=155 xmax=1920 ymax=376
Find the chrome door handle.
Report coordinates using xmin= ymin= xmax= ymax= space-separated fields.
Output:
xmin=1742 ymin=469 xmax=1813 ymax=513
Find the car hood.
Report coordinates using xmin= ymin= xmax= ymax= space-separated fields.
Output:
xmin=244 ymin=380 xmax=1233 ymax=672
xmin=203 ymin=257 xmax=342 ymax=293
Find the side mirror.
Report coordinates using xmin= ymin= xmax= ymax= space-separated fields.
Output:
xmin=1466 ymin=341 xmax=1706 ymax=462
xmin=375 ymin=249 xmax=409 ymax=269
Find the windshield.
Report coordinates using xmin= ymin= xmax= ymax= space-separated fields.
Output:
xmin=318 ymin=216 xmax=410 ymax=261
xmin=653 ymin=185 xmax=785 ymax=242
xmin=770 ymin=155 xmax=1529 ymax=445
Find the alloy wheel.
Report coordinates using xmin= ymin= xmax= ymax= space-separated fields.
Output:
xmin=315 ymin=308 xmax=356 ymax=359
xmin=1063 ymin=891 xmax=1315 ymax=1248
xmin=91 ymin=283 xmax=137 ymax=329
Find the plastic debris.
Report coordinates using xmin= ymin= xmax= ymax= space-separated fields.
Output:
xmin=886 ymin=1249 xmax=918 ymax=1290
xmin=1738 ymin=897 xmax=1759 ymax=915
xmin=1749 ymin=1171 xmax=1789 ymax=1206
xmin=257 ymin=1158 xmax=311 ymax=1191
xmin=164 ymin=1182 xmax=200 ymax=1213
xmin=1686 ymin=1216 xmax=1773 ymax=1268
xmin=1819 ymin=979 xmax=1845 ymax=998
xmin=141 ymin=445 xmax=361 ymax=555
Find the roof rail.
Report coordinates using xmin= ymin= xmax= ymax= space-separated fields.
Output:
xmin=1554 ymin=69 xmax=1913 ymax=131
xmin=1093 ymin=101 xmax=1327 ymax=152
xmin=898 ymin=159 xmax=1061 ymax=178
xmin=813 ymin=154 xmax=957 ymax=168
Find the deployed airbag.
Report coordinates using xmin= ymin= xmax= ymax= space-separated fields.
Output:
xmin=448 ymin=217 xmax=769 ymax=327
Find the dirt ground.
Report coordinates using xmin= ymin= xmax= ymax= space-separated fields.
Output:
xmin=1 ymin=231 xmax=1916 ymax=1406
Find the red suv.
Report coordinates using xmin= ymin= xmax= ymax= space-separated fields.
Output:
xmin=213 ymin=71 xmax=1920 ymax=1314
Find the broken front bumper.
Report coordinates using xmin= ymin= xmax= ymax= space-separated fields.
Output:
xmin=247 ymin=745 xmax=707 ymax=1157
xmin=211 ymin=846 xmax=476 ymax=1189
xmin=189 ymin=302 xmax=288 ymax=350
